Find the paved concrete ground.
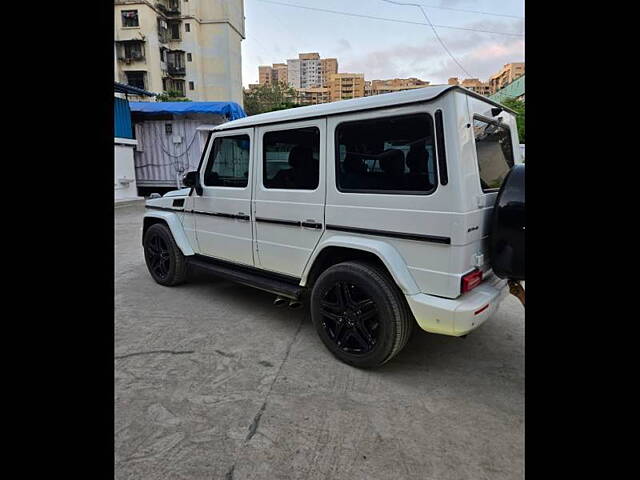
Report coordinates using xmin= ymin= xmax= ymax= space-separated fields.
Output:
xmin=115 ymin=203 xmax=524 ymax=480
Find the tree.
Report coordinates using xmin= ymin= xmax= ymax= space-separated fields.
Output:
xmin=502 ymin=97 xmax=525 ymax=143
xmin=156 ymin=90 xmax=191 ymax=102
xmin=243 ymin=82 xmax=300 ymax=116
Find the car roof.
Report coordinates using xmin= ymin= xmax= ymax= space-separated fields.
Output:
xmin=207 ymin=85 xmax=516 ymax=132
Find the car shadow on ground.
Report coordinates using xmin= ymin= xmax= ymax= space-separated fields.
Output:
xmin=177 ymin=267 xmax=519 ymax=375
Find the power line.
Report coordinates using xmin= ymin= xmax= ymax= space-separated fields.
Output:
xmin=382 ymin=0 xmax=471 ymax=78
xmin=414 ymin=2 xmax=523 ymax=19
xmin=253 ymin=0 xmax=524 ymax=37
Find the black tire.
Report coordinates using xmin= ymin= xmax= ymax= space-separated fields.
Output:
xmin=310 ymin=260 xmax=414 ymax=368
xmin=143 ymin=223 xmax=187 ymax=286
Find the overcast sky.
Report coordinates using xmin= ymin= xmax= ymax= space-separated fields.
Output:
xmin=241 ymin=0 xmax=524 ymax=86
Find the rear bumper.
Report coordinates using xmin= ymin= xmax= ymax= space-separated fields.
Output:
xmin=405 ymin=274 xmax=509 ymax=336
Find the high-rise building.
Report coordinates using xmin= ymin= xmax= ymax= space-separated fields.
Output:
xmin=286 ymin=53 xmax=338 ymax=88
xmin=488 ymin=63 xmax=525 ymax=93
xmin=328 ymin=73 xmax=365 ymax=101
xmin=258 ymin=63 xmax=288 ymax=86
xmin=114 ymin=0 xmax=245 ymax=103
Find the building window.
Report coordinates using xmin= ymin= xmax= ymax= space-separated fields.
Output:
xmin=189 ymin=81 xmax=194 ymax=90
xmin=204 ymin=136 xmax=251 ymax=187
xmin=169 ymin=22 xmax=181 ymax=40
xmin=336 ymin=113 xmax=437 ymax=194
xmin=263 ymin=127 xmax=320 ymax=190
xmin=472 ymin=117 xmax=514 ymax=192
xmin=187 ymin=53 xmax=192 ymax=62
xmin=125 ymin=71 xmax=146 ymax=90
xmin=122 ymin=10 xmax=139 ymax=27
xmin=185 ymin=23 xmax=190 ymax=32
xmin=121 ymin=42 xmax=144 ymax=60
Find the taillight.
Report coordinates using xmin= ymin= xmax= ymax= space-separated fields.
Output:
xmin=461 ymin=269 xmax=483 ymax=294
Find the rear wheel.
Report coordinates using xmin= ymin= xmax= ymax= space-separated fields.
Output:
xmin=310 ymin=261 xmax=413 ymax=368
xmin=143 ymin=223 xmax=187 ymax=286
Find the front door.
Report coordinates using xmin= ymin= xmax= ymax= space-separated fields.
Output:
xmin=253 ymin=120 xmax=326 ymax=278
xmin=193 ymin=129 xmax=254 ymax=266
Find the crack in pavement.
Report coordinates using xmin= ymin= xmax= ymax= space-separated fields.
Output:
xmin=224 ymin=315 xmax=304 ymax=479
xmin=115 ymin=349 xmax=195 ymax=360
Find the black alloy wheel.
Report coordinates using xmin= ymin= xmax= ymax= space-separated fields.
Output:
xmin=146 ymin=234 xmax=171 ymax=280
xmin=311 ymin=260 xmax=414 ymax=368
xmin=143 ymin=223 xmax=188 ymax=286
xmin=319 ymin=281 xmax=379 ymax=354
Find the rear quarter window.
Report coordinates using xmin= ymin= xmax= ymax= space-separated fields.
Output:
xmin=473 ymin=117 xmax=514 ymax=192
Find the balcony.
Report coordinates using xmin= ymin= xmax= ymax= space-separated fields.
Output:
xmin=118 ymin=53 xmax=145 ymax=64
xmin=167 ymin=65 xmax=185 ymax=76
xmin=155 ymin=1 xmax=180 ymax=16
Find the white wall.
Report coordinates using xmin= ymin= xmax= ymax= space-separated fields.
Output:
xmin=115 ymin=138 xmax=142 ymax=201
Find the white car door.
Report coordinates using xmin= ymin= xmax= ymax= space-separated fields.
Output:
xmin=193 ymin=128 xmax=254 ymax=266
xmin=253 ymin=119 xmax=326 ymax=278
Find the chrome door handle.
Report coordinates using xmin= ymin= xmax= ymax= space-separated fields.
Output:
xmin=237 ymin=212 xmax=250 ymax=221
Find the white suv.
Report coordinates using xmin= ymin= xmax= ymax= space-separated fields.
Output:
xmin=142 ymin=85 xmax=525 ymax=368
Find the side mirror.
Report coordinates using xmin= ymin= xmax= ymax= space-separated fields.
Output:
xmin=182 ymin=171 xmax=198 ymax=188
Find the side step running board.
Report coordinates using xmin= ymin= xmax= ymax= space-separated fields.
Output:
xmin=186 ymin=256 xmax=304 ymax=300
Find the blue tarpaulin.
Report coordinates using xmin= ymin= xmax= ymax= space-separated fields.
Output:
xmin=129 ymin=101 xmax=246 ymax=121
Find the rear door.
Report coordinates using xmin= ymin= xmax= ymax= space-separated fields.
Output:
xmin=193 ymin=128 xmax=254 ymax=266
xmin=253 ymin=120 xmax=326 ymax=278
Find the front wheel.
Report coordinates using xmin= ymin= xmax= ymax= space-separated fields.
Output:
xmin=310 ymin=261 xmax=414 ymax=368
xmin=143 ymin=223 xmax=187 ymax=286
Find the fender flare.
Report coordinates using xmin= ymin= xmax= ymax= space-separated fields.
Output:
xmin=301 ymin=234 xmax=421 ymax=295
xmin=143 ymin=211 xmax=195 ymax=256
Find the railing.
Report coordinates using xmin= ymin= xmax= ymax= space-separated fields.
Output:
xmin=168 ymin=65 xmax=186 ymax=76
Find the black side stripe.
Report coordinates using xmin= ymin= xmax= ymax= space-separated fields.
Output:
xmin=326 ymin=224 xmax=451 ymax=244
xmin=255 ymin=217 xmax=301 ymax=227
xmin=187 ymin=210 xmax=250 ymax=221
xmin=145 ymin=206 xmax=184 ymax=213
xmin=255 ymin=218 xmax=324 ymax=229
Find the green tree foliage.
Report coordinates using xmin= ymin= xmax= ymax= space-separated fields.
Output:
xmin=156 ymin=90 xmax=191 ymax=102
xmin=502 ymin=98 xmax=524 ymax=143
xmin=243 ymin=82 xmax=300 ymax=116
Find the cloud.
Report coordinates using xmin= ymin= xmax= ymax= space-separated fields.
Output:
xmin=339 ymin=18 xmax=524 ymax=83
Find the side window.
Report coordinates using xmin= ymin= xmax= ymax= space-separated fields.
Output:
xmin=263 ymin=127 xmax=320 ymax=190
xmin=336 ymin=113 xmax=437 ymax=193
xmin=122 ymin=10 xmax=139 ymax=27
xmin=472 ymin=118 xmax=514 ymax=192
xmin=204 ymin=135 xmax=250 ymax=187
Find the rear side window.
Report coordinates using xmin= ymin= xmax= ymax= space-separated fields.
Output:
xmin=263 ymin=127 xmax=320 ymax=190
xmin=473 ymin=117 xmax=514 ymax=192
xmin=335 ymin=113 xmax=437 ymax=194
xmin=204 ymin=135 xmax=250 ymax=187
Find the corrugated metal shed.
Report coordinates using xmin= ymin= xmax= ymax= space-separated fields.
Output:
xmin=133 ymin=114 xmax=229 ymax=188
xmin=114 ymin=97 xmax=133 ymax=139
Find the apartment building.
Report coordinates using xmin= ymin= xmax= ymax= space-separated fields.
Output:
xmin=448 ymin=77 xmax=492 ymax=96
xmin=366 ymin=77 xmax=430 ymax=96
xmin=488 ymin=62 xmax=525 ymax=93
xmin=296 ymin=87 xmax=330 ymax=106
xmin=258 ymin=63 xmax=288 ymax=86
xmin=114 ymin=0 xmax=245 ymax=104
xmin=285 ymin=53 xmax=338 ymax=88
xmin=328 ymin=73 xmax=365 ymax=101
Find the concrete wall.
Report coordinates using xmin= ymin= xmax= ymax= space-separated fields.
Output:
xmin=115 ymin=138 xmax=142 ymax=201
